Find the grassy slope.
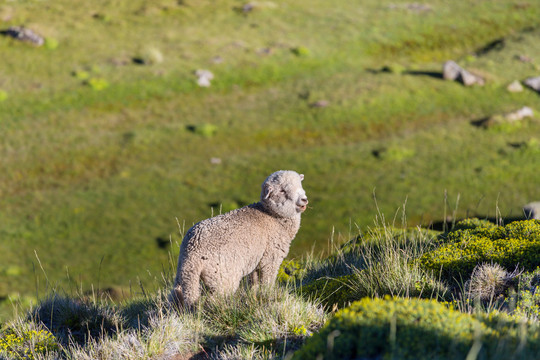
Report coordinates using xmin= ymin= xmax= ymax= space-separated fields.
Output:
xmin=1 ymin=0 xmax=540 ymax=319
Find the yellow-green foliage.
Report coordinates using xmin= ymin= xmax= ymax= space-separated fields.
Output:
xmin=300 ymin=275 xmax=358 ymax=309
xmin=277 ymin=259 xmax=306 ymax=283
xmin=0 ymin=328 xmax=58 ymax=359
xmin=293 ymin=297 xmax=540 ymax=360
xmin=419 ymin=219 xmax=540 ymax=281
xmin=514 ymin=267 xmax=540 ymax=320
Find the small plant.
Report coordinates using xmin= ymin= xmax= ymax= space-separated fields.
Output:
xmin=187 ymin=124 xmax=218 ymax=138
xmin=291 ymin=46 xmax=310 ymax=57
xmin=383 ymin=145 xmax=416 ymax=161
xmin=73 ymin=70 xmax=90 ymax=81
xmin=0 ymin=90 xmax=7 ymax=102
xmin=0 ymin=328 xmax=59 ymax=359
xmin=85 ymin=78 xmax=110 ymax=91
xmin=133 ymin=47 xmax=164 ymax=65
xmin=277 ymin=259 xmax=306 ymax=283
xmin=44 ymin=38 xmax=59 ymax=50
xmin=465 ymin=263 xmax=519 ymax=302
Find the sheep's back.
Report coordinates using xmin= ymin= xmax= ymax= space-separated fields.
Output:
xmin=180 ymin=203 xmax=281 ymax=260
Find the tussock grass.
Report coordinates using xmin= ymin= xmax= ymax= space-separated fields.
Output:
xmin=296 ymin=212 xmax=449 ymax=309
xmin=1 ymin=282 xmax=325 ymax=359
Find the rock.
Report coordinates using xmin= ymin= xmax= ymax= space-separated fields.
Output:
xmin=524 ymin=76 xmax=540 ymax=92
xmin=504 ymin=106 xmax=533 ymax=122
xmin=388 ymin=3 xmax=432 ymax=13
xmin=507 ymin=80 xmax=524 ymax=93
xmin=516 ymin=55 xmax=532 ymax=63
xmin=195 ymin=69 xmax=214 ymax=87
xmin=309 ymin=100 xmax=329 ymax=108
xmin=443 ymin=60 xmax=484 ymax=86
xmin=443 ymin=60 xmax=461 ymax=80
xmin=211 ymin=56 xmax=223 ymax=64
xmin=478 ymin=106 xmax=534 ymax=128
xmin=523 ymin=202 xmax=540 ymax=220
xmin=210 ymin=157 xmax=222 ymax=165
xmin=1 ymin=26 xmax=44 ymax=46
xmin=242 ymin=3 xmax=254 ymax=13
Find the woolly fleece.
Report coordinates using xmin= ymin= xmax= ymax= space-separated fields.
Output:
xmin=172 ymin=170 xmax=308 ymax=309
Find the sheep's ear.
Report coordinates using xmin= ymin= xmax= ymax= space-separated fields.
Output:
xmin=299 ymin=174 xmax=304 ymax=181
xmin=263 ymin=183 xmax=274 ymax=199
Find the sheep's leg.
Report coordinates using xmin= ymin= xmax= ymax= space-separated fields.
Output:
xmin=258 ymin=258 xmax=283 ymax=286
xmin=248 ymin=268 xmax=259 ymax=285
xmin=178 ymin=260 xmax=203 ymax=310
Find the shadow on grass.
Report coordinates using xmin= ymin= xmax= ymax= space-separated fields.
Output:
xmin=366 ymin=67 xmax=444 ymax=79
xmin=426 ymin=215 xmax=528 ymax=232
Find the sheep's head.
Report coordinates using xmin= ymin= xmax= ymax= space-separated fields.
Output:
xmin=261 ymin=170 xmax=308 ymax=218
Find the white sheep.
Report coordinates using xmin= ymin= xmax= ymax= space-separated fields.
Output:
xmin=172 ymin=170 xmax=308 ymax=309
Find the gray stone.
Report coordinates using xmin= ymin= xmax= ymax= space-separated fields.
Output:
xmin=443 ymin=60 xmax=461 ymax=80
xmin=504 ymin=106 xmax=533 ymax=122
xmin=523 ymin=202 xmax=540 ymax=220
xmin=2 ymin=26 xmax=44 ymax=46
xmin=309 ymin=100 xmax=329 ymax=108
xmin=443 ymin=60 xmax=484 ymax=86
xmin=524 ymin=76 xmax=540 ymax=92
xmin=479 ymin=106 xmax=534 ymax=128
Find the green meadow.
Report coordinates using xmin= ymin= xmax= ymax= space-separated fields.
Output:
xmin=1 ymin=0 xmax=540 ymax=334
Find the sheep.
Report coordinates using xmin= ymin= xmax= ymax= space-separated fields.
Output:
xmin=171 ymin=170 xmax=308 ymax=309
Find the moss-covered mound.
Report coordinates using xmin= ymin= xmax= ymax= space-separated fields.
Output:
xmin=293 ymin=297 xmax=540 ymax=360
xmin=419 ymin=219 xmax=540 ymax=281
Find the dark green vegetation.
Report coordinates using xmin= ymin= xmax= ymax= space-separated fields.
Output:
xmin=1 ymin=0 xmax=540 ymax=322
xmin=294 ymin=297 xmax=540 ymax=360
xmin=3 ymin=219 xmax=540 ymax=359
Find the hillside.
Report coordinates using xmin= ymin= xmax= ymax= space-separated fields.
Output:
xmin=1 ymin=0 xmax=540 ymax=323
xmin=2 ymin=218 xmax=540 ymax=359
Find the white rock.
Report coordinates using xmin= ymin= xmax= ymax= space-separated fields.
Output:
xmin=195 ymin=69 xmax=214 ymax=87
xmin=507 ymin=80 xmax=524 ymax=93
xmin=505 ymin=106 xmax=533 ymax=122
xmin=523 ymin=202 xmax=540 ymax=220
xmin=443 ymin=60 xmax=461 ymax=80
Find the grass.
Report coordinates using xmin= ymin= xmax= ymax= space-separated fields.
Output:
xmin=1 ymin=0 xmax=540 ymax=320
xmin=2 ymin=216 xmax=540 ymax=359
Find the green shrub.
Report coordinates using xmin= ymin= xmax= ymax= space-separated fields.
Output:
xmin=0 ymin=328 xmax=58 ymax=359
xmin=383 ymin=145 xmax=416 ymax=161
xmin=452 ymin=218 xmax=496 ymax=231
xmin=291 ymin=46 xmax=310 ymax=57
xmin=44 ymin=38 xmax=59 ymax=50
xmin=133 ymin=47 xmax=164 ymax=65
xmin=515 ymin=267 xmax=540 ymax=320
xmin=293 ymin=297 xmax=540 ymax=360
xmin=187 ymin=124 xmax=218 ymax=137
xmin=419 ymin=219 xmax=540 ymax=282
xmin=85 ymin=78 xmax=110 ymax=91
xmin=0 ymin=90 xmax=7 ymax=102
xmin=73 ymin=70 xmax=90 ymax=81
xmin=277 ymin=259 xmax=306 ymax=283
